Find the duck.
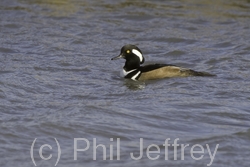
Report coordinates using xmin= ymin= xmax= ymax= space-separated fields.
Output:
xmin=111 ymin=44 xmax=215 ymax=81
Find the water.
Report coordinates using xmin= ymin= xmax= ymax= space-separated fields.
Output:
xmin=0 ymin=0 xmax=250 ymax=166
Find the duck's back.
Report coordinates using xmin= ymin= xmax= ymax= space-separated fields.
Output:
xmin=138 ymin=64 xmax=215 ymax=81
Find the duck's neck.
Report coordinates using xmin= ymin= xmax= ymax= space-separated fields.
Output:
xmin=124 ymin=60 xmax=140 ymax=71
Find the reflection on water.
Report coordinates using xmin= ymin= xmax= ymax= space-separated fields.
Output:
xmin=123 ymin=79 xmax=146 ymax=90
xmin=19 ymin=0 xmax=80 ymax=17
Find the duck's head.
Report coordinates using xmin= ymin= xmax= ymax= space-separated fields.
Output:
xmin=111 ymin=44 xmax=145 ymax=65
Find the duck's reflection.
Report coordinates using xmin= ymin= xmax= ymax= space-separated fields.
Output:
xmin=123 ymin=79 xmax=146 ymax=90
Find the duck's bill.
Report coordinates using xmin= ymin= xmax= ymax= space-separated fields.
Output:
xmin=111 ymin=54 xmax=123 ymax=60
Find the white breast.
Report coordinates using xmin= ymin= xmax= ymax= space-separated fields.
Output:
xmin=122 ymin=69 xmax=137 ymax=77
xmin=122 ymin=69 xmax=141 ymax=80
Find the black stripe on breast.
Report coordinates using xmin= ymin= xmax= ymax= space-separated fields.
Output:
xmin=139 ymin=64 xmax=176 ymax=73
xmin=124 ymin=69 xmax=141 ymax=80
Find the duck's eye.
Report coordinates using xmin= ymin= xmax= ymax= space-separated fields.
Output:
xmin=126 ymin=50 xmax=130 ymax=54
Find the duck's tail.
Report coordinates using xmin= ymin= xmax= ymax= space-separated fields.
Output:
xmin=182 ymin=69 xmax=216 ymax=77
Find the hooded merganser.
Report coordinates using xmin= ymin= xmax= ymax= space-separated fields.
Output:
xmin=111 ymin=44 xmax=215 ymax=81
